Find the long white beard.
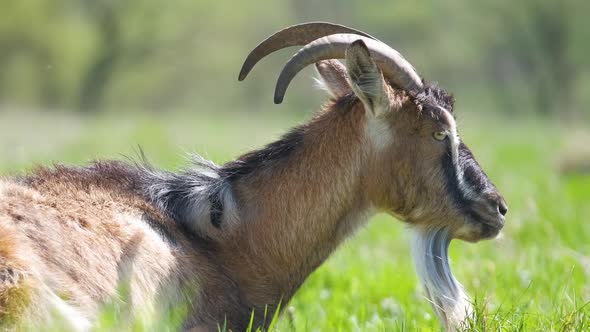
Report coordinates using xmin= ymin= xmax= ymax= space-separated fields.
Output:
xmin=411 ymin=227 xmax=472 ymax=330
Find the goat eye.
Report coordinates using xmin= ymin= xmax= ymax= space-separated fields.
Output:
xmin=433 ymin=131 xmax=447 ymax=141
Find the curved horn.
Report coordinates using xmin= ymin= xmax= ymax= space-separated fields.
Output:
xmin=238 ymin=22 xmax=377 ymax=81
xmin=274 ymin=34 xmax=423 ymax=104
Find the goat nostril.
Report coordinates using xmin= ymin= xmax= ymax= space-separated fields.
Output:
xmin=497 ymin=199 xmax=508 ymax=216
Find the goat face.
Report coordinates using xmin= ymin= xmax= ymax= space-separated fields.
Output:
xmin=367 ymin=89 xmax=507 ymax=243
xmin=315 ymin=42 xmax=507 ymax=243
xmin=239 ymin=23 xmax=507 ymax=243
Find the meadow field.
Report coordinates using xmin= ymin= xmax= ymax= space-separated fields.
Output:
xmin=1 ymin=109 xmax=588 ymax=331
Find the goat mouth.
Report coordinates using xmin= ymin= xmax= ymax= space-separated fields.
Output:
xmin=452 ymin=212 xmax=504 ymax=243
xmin=469 ymin=208 xmax=505 ymax=233
xmin=479 ymin=222 xmax=502 ymax=239
xmin=458 ymin=215 xmax=503 ymax=242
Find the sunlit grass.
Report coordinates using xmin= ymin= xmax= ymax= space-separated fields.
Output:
xmin=1 ymin=110 xmax=588 ymax=331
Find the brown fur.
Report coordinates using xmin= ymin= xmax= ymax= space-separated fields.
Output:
xmin=0 ymin=165 xmax=246 ymax=330
xmin=0 ymin=51 xmax=504 ymax=330
xmin=218 ymin=99 xmax=369 ymax=310
xmin=0 ymin=98 xmax=394 ymax=329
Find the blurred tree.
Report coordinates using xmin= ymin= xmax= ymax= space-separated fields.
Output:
xmin=0 ymin=1 xmax=62 ymax=108
xmin=482 ymin=0 xmax=576 ymax=117
xmin=78 ymin=0 xmax=123 ymax=112
xmin=0 ymin=37 xmax=60 ymax=108
xmin=0 ymin=0 xmax=587 ymax=118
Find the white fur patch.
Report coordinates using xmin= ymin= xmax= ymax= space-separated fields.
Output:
xmin=411 ymin=227 xmax=472 ymax=330
xmin=439 ymin=108 xmax=477 ymax=201
xmin=365 ymin=115 xmax=393 ymax=151
xmin=313 ymin=77 xmax=329 ymax=93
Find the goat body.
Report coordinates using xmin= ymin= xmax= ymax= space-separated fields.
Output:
xmin=0 ymin=22 xmax=507 ymax=331
xmin=0 ymin=100 xmax=377 ymax=330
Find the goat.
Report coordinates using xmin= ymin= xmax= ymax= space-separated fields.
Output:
xmin=0 ymin=22 xmax=507 ymax=331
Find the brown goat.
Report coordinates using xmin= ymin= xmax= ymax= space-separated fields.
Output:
xmin=0 ymin=22 xmax=507 ymax=331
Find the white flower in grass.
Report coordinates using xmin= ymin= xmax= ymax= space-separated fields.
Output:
xmin=380 ymin=297 xmax=403 ymax=317
xmin=518 ymin=270 xmax=532 ymax=287
xmin=319 ymin=289 xmax=331 ymax=300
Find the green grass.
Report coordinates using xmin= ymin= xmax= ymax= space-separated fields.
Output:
xmin=1 ymin=110 xmax=589 ymax=331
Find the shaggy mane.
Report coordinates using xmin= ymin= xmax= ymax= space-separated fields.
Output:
xmin=416 ymin=81 xmax=455 ymax=112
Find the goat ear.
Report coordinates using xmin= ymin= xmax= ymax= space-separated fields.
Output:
xmin=314 ymin=60 xmax=352 ymax=98
xmin=345 ymin=40 xmax=389 ymax=116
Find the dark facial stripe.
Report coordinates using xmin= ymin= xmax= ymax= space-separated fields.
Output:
xmin=441 ymin=143 xmax=485 ymax=222
xmin=457 ymin=143 xmax=492 ymax=194
xmin=441 ymin=146 xmax=470 ymax=210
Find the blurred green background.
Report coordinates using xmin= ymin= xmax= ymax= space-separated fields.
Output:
xmin=1 ymin=0 xmax=589 ymax=118
xmin=1 ymin=0 xmax=589 ymax=331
